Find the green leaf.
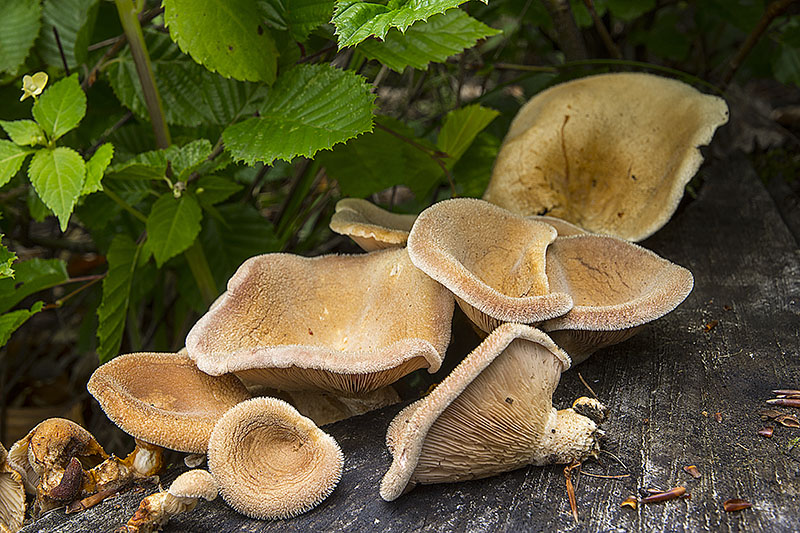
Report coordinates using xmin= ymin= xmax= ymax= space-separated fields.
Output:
xmin=606 ymin=0 xmax=654 ymax=21
xmin=0 ymin=120 xmax=46 ymax=147
xmin=437 ymin=104 xmax=499 ymax=164
xmin=193 ymin=176 xmax=244 ymax=207
xmin=359 ymin=10 xmax=500 ymax=72
xmin=32 ymin=74 xmax=87 ymax=141
xmin=0 ymin=258 xmax=68 ymax=313
xmin=773 ymin=44 xmax=800 ymax=87
xmin=146 ymin=193 xmax=203 ymax=267
xmin=172 ymin=139 xmax=212 ymax=181
xmin=40 ymin=0 xmax=100 ymax=70
xmin=82 ymin=143 xmax=114 ymax=195
xmin=332 ymin=0 xmax=479 ymax=48
xmin=96 ymin=235 xmax=140 ymax=363
xmin=163 ymin=0 xmax=279 ymax=83
xmin=453 ymin=131 xmax=499 ymax=197
xmin=27 ymin=187 xmax=53 ymax=222
xmin=223 ymin=64 xmax=376 ymax=165
xmin=0 ymin=140 xmax=33 ymax=188
xmin=27 ymin=147 xmax=86 ymax=231
xmin=569 ymin=0 xmax=606 ymax=28
xmin=0 ymin=0 xmax=41 ymax=75
xmin=0 ymin=236 xmax=17 ymax=280
xmin=257 ymin=0 xmax=335 ymax=42
xmin=0 ymin=301 xmax=44 ymax=347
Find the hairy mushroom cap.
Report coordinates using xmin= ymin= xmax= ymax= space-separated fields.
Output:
xmin=484 ymin=72 xmax=729 ymax=241
xmin=208 ymin=397 xmax=343 ymax=520
xmin=542 ymin=235 xmax=694 ymax=364
xmin=87 ymin=352 xmax=252 ymax=453
xmin=380 ymin=323 xmax=602 ymax=501
xmin=186 ymin=247 xmax=454 ymax=395
xmin=0 ymin=444 xmax=25 ymax=533
xmin=329 ymin=198 xmax=417 ymax=251
xmin=407 ymin=198 xmax=573 ymax=332
xmin=528 ymin=215 xmax=588 ymax=236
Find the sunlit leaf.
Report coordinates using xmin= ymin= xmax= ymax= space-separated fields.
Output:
xmin=27 ymin=146 xmax=86 ymax=231
xmin=32 ymin=74 xmax=87 ymax=141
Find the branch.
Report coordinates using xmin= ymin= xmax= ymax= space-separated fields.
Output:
xmin=581 ymin=0 xmax=621 ymax=59
xmin=541 ymin=0 xmax=587 ymax=61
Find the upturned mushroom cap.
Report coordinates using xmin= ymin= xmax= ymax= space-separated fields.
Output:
xmin=186 ymin=247 xmax=454 ymax=395
xmin=329 ymin=198 xmax=417 ymax=251
xmin=484 ymin=72 xmax=729 ymax=241
xmin=406 ymin=198 xmax=573 ymax=332
xmin=0 ymin=444 xmax=25 ymax=533
xmin=208 ymin=397 xmax=343 ymax=520
xmin=542 ymin=234 xmax=694 ymax=364
xmin=87 ymin=352 xmax=252 ymax=453
xmin=380 ymin=323 xmax=602 ymax=501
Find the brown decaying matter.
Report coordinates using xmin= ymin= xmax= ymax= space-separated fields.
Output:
xmin=186 ymin=247 xmax=454 ymax=395
xmin=87 ymin=353 xmax=252 ymax=453
xmin=483 ymin=72 xmax=729 ymax=241
xmin=329 ymin=198 xmax=417 ymax=251
xmin=207 ymin=397 xmax=343 ymax=520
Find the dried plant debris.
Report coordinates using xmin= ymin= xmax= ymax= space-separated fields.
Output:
xmin=683 ymin=465 xmax=702 ymax=479
xmin=703 ymin=320 xmax=718 ymax=332
xmin=758 ymin=427 xmax=774 ymax=438
xmin=773 ymin=389 xmax=800 ymax=396
xmin=759 ymin=409 xmax=785 ymax=420
xmin=775 ymin=414 xmax=800 ymax=428
xmin=641 ymin=486 xmax=687 ymax=503
xmin=723 ymin=498 xmax=752 ymax=512
xmin=620 ymin=496 xmax=637 ymax=510
xmin=766 ymin=398 xmax=800 ymax=409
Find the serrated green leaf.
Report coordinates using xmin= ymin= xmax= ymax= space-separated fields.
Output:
xmin=332 ymin=0 xmax=478 ymax=48
xmin=163 ymin=0 xmax=279 ymax=83
xmin=223 ymin=64 xmax=376 ymax=165
xmin=32 ymin=74 xmax=87 ymax=141
xmin=96 ymin=234 xmax=140 ymax=363
xmin=0 ymin=258 xmax=68 ymax=313
xmin=40 ymin=0 xmax=100 ymax=70
xmin=359 ymin=10 xmax=500 ymax=72
xmin=0 ymin=236 xmax=17 ymax=280
xmin=437 ymin=104 xmax=499 ymax=164
xmin=0 ymin=0 xmax=41 ymax=75
xmin=606 ymin=0 xmax=654 ymax=21
xmin=0 ymin=140 xmax=33 ymax=188
xmin=0 ymin=120 xmax=46 ymax=147
xmin=453 ymin=131 xmax=499 ymax=197
xmin=0 ymin=301 xmax=44 ymax=347
xmin=82 ymin=143 xmax=114 ymax=195
xmin=258 ymin=0 xmax=334 ymax=42
xmin=28 ymin=147 xmax=86 ymax=231
xmin=194 ymin=176 xmax=244 ymax=207
xmin=27 ymin=187 xmax=53 ymax=222
xmin=146 ymin=193 xmax=203 ymax=267
xmin=172 ymin=139 xmax=212 ymax=181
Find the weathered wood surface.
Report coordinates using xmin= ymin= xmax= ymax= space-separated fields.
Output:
xmin=23 ymin=157 xmax=800 ymax=532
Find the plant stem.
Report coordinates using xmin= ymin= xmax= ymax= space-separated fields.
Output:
xmin=541 ymin=0 xmax=587 ymax=61
xmin=183 ymin=240 xmax=217 ymax=307
xmin=114 ymin=0 xmax=171 ymax=149
xmin=581 ymin=0 xmax=621 ymax=59
xmin=103 ymin=187 xmax=147 ymax=223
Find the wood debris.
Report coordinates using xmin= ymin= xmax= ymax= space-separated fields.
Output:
xmin=758 ymin=426 xmax=774 ymax=438
xmin=723 ymin=498 xmax=752 ymax=512
xmin=775 ymin=414 xmax=800 ymax=428
xmin=563 ymin=462 xmax=581 ymax=523
xmin=703 ymin=320 xmax=718 ymax=331
xmin=620 ymin=496 xmax=637 ymax=510
xmin=683 ymin=465 xmax=702 ymax=479
xmin=641 ymin=486 xmax=687 ymax=503
xmin=766 ymin=398 xmax=800 ymax=409
xmin=714 ymin=412 xmax=723 ymax=423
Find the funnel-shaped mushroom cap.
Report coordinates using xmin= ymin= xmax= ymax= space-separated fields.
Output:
xmin=529 ymin=215 xmax=588 ymax=236
xmin=186 ymin=247 xmax=454 ymax=395
xmin=0 ymin=444 xmax=25 ymax=533
xmin=87 ymin=353 xmax=252 ymax=453
xmin=330 ymin=198 xmax=417 ymax=251
xmin=407 ymin=198 xmax=573 ymax=332
xmin=380 ymin=323 xmax=602 ymax=501
xmin=208 ymin=397 xmax=343 ymax=520
xmin=542 ymin=235 xmax=694 ymax=364
xmin=484 ymin=73 xmax=729 ymax=241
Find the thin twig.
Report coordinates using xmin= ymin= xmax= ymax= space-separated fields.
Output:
xmin=577 ymin=372 xmax=598 ymax=398
xmin=564 ymin=461 xmax=581 ymax=523
xmin=599 ymin=449 xmax=629 ymax=471
xmin=580 ymin=472 xmax=630 ymax=479
xmin=582 ymin=0 xmax=621 ymax=59
xmin=88 ymin=35 xmax=124 ymax=52
xmin=53 ymin=27 xmax=71 ymax=75
xmin=87 ymin=111 xmax=133 ymax=156
xmin=43 ymin=275 xmax=105 ymax=310
xmin=541 ymin=0 xmax=587 ymax=61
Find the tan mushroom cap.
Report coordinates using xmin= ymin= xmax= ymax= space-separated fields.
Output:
xmin=407 ymin=198 xmax=573 ymax=332
xmin=186 ymin=247 xmax=454 ymax=395
xmin=0 ymin=444 xmax=25 ymax=533
xmin=87 ymin=352 xmax=252 ymax=453
xmin=329 ymin=198 xmax=417 ymax=251
xmin=380 ymin=323 xmax=602 ymax=501
xmin=529 ymin=215 xmax=588 ymax=236
xmin=168 ymin=469 xmax=218 ymax=502
xmin=542 ymin=235 xmax=694 ymax=364
xmin=208 ymin=397 xmax=343 ymax=520
xmin=484 ymin=72 xmax=729 ymax=241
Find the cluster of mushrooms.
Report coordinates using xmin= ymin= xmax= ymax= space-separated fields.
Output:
xmin=0 ymin=73 xmax=729 ymax=531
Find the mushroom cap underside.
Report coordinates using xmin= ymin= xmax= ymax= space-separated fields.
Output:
xmin=329 ymin=198 xmax=417 ymax=250
xmin=0 ymin=444 xmax=25 ymax=532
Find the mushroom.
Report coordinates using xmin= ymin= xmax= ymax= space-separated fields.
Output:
xmin=185 ymin=247 xmax=454 ymax=395
xmin=0 ymin=443 xmax=25 ymax=533
xmin=406 ymin=198 xmax=573 ymax=333
xmin=483 ymin=72 xmax=729 ymax=241
xmin=329 ymin=198 xmax=417 ymax=251
xmin=380 ymin=323 xmax=603 ymax=501
xmin=541 ymin=234 xmax=694 ymax=364
xmin=119 ymin=469 xmax=218 ymax=533
xmin=207 ymin=397 xmax=343 ymax=520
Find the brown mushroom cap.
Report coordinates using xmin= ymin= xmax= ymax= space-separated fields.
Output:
xmin=186 ymin=247 xmax=454 ymax=395
xmin=208 ymin=397 xmax=343 ymax=520
xmin=380 ymin=323 xmax=602 ymax=501
xmin=542 ymin=234 xmax=694 ymax=364
xmin=329 ymin=198 xmax=417 ymax=251
xmin=407 ymin=198 xmax=573 ymax=332
xmin=87 ymin=352 xmax=252 ymax=453
xmin=0 ymin=444 xmax=25 ymax=533
xmin=484 ymin=72 xmax=729 ymax=241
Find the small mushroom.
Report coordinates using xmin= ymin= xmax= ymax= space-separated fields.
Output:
xmin=380 ymin=323 xmax=603 ymax=501
xmin=207 ymin=397 xmax=343 ymax=520
xmin=186 ymin=247 xmax=454 ymax=395
xmin=0 ymin=443 xmax=25 ymax=533
xmin=329 ymin=198 xmax=417 ymax=251
xmin=483 ymin=72 xmax=729 ymax=241
xmin=119 ymin=469 xmax=218 ymax=532
xmin=406 ymin=198 xmax=573 ymax=332
xmin=542 ymin=234 xmax=694 ymax=364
